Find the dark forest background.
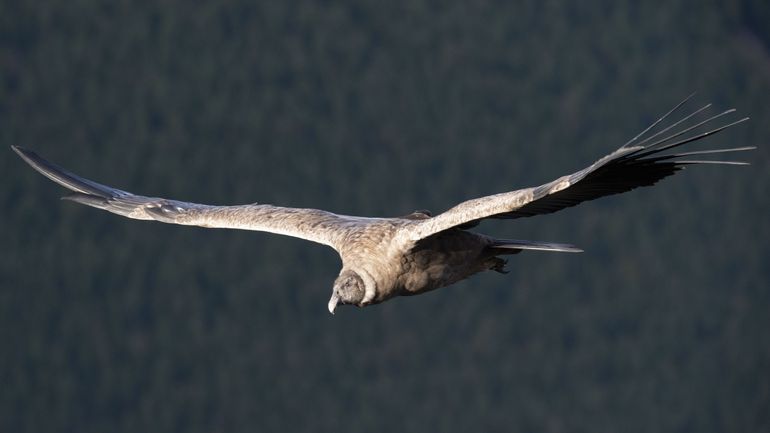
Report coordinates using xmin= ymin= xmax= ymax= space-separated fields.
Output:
xmin=2 ymin=1 xmax=769 ymax=432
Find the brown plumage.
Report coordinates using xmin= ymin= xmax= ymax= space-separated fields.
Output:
xmin=12 ymin=95 xmax=753 ymax=313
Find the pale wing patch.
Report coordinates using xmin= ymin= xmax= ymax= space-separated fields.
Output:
xmin=404 ymin=188 xmax=535 ymax=242
xmin=548 ymin=177 xmax=571 ymax=193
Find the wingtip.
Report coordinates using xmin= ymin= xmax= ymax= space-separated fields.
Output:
xmin=676 ymin=160 xmax=751 ymax=166
xmin=11 ymin=145 xmax=36 ymax=163
xmin=11 ymin=146 xmax=36 ymax=168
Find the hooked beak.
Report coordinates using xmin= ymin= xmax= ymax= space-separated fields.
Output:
xmin=327 ymin=292 xmax=340 ymax=315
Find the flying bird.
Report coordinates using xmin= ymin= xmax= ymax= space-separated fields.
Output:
xmin=12 ymin=95 xmax=753 ymax=314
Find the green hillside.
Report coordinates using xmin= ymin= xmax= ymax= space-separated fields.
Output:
xmin=2 ymin=1 xmax=769 ymax=432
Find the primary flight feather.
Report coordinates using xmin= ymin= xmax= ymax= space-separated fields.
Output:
xmin=12 ymin=95 xmax=753 ymax=313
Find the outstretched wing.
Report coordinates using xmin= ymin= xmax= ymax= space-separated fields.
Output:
xmin=12 ymin=146 xmax=351 ymax=249
xmin=404 ymin=95 xmax=753 ymax=242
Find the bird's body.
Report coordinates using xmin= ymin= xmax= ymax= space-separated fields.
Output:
xmin=12 ymin=95 xmax=753 ymax=313
xmin=341 ymin=222 xmax=503 ymax=304
xmin=396 ymin=229 xmax=507 ymax=297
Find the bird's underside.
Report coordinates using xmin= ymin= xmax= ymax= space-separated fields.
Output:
xmin=12 ymin=94 xmax=753 ymax=314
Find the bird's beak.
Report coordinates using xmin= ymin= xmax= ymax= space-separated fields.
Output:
xmin=327 ymin=292 xmax=340 ymax=315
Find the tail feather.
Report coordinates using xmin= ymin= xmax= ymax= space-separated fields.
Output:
xmin=491 ymin=238 xmax=583 ymax=253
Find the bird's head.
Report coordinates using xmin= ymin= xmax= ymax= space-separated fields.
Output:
xmin=328 ymin=270 xmax=365 ymax=314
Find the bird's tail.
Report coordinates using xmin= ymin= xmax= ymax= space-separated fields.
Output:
xmin=490 ymin=238 xmax=583 ymax=254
